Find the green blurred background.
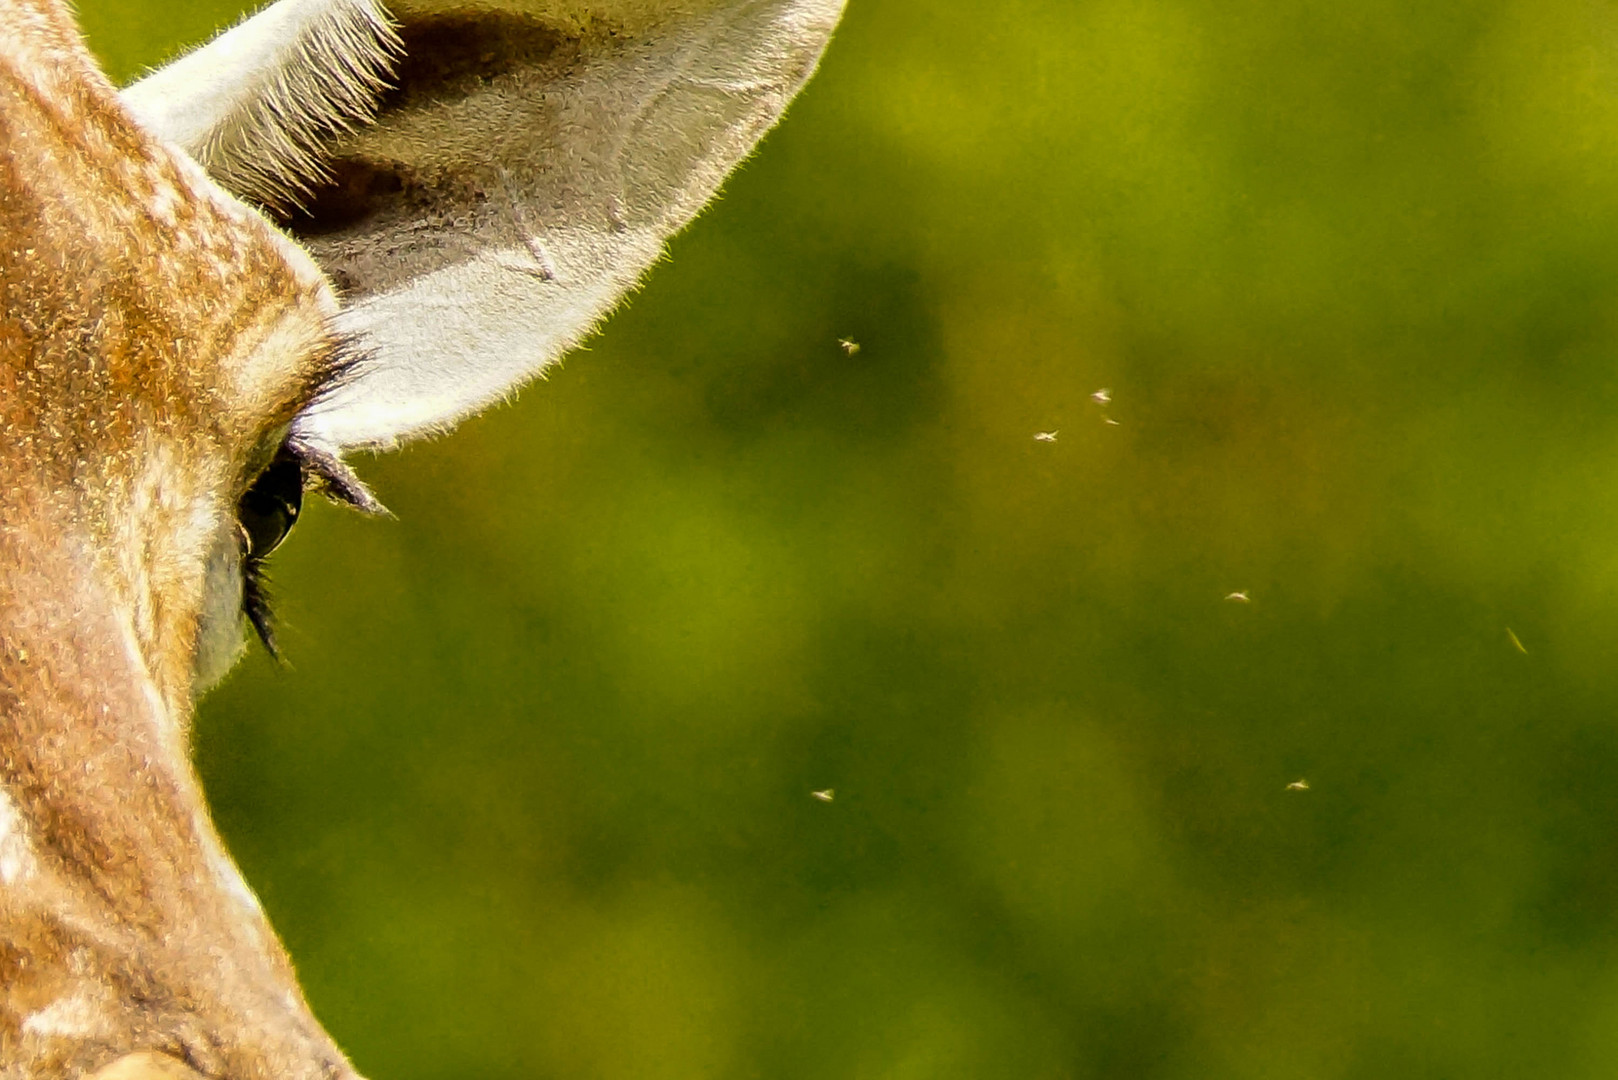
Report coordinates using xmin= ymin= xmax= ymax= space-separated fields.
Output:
xmin=77 ymin=0 xmax=1618 ymax=1075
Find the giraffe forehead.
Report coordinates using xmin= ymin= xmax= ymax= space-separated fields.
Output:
xmin=2 ymin=90 xmax=336 ymax=468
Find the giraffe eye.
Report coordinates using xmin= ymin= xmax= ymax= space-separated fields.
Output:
xmin=238 ymin=446 xmax=304 ymax=559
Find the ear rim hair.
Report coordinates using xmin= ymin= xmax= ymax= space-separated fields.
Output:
xmin=122 ymin=0 xmax=400 ymax=211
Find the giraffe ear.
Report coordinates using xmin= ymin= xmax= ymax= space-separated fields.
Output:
xmin=124 ymin=0 xmax=846 ymax=450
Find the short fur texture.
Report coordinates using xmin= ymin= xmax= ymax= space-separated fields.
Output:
xmin=0 ymin=1 xmax=354 ymax=1074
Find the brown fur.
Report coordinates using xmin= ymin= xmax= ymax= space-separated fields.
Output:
xmin=0 ymin=1 xmax=357 ymax=1075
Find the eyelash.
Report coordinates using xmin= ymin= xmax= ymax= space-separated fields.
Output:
xmin=235 ymin=330 xmax=387 ymax=657
xmin=241 ymin=552 xmax=280 ymax=657
xmin=235 ymin=439 xmax=385 ymax=657
xmin=236 ymin=446 xmax=306 ymax=657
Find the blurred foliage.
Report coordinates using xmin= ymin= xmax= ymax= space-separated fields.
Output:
xmin=76 ymin=0 xmax=1618 ymax=1075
